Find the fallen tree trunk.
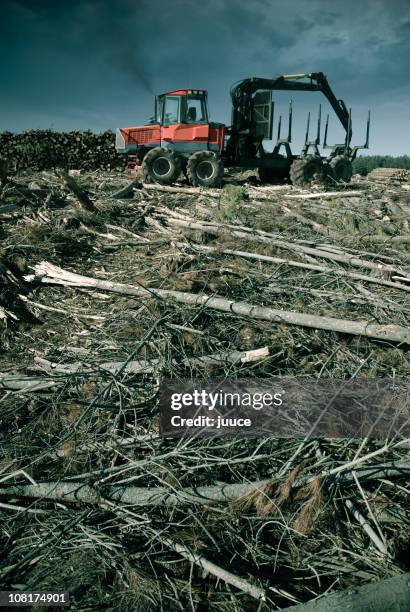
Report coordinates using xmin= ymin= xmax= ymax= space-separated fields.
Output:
xmin=0 ymin=478 xmax=272 ymax=507
xmin=158 ymin=205 xmax=409 ymax=264
xmin=179 ymin=243 xmax=410 ymax=292
xmin=280 ymin=204 xmax=325 ymax=232
xmin=143 ymin=182 xmax=220 ymax=197
xmin=0 ymin=374 xmax=58 ymax=392
xmin=162 ymin=206 xmax=401 ymax=261
xmin=3 ymin=461 xmax=409 ymax=506
xmin=369 ymin=235 xmax=410 ymax=244
xmin=142 ymin=182 xmax=363 ymax=203
xmin=284 ymin=190 xmax=362 ymax=200
xmin=112 ymin=179 xmax=141 ymax=199
xmin=57 ymin=171 xmax=98 ymax=212
xmin=32 ymin=347 xmax=270 ymax=376
xmin=26 ymin=262 xmax=410 ymax=344
xmin=163 ymin=217 xmax=407 ymax=277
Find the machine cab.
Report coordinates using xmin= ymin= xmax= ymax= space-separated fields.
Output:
xmin=115 ymin=88 xmax=225 ymax=162
xmin=151 ymin=89 xmax=224 ymax=157
xmin=155 ymin=89 xmax=209 ymax=126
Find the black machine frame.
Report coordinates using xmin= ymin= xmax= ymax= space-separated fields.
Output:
xmin=224 ymin=72 xmax=370 ymax=172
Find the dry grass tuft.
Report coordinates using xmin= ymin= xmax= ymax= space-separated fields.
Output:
xmin=230 ymin=480 xmax=276 ymax=516
xmin=293 ymin=478 xmax=323 ymax=534
xmin=274 ymin=465 xmax=302 ymax=507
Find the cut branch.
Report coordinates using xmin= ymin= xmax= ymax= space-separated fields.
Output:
xmin=163 ymin=217 xmax=406 ymax=277
xmin=57 ymin=171 xmax=98 ymax=212
xmin=25 ymin=262 xmax=410 ymax=344
xmin=178 ymin=242 xmax=410 ymax=292
xmin=160 ymin=535 xmax=269 ymax=602
xmin=112 ymin=179 xmax=141 ymax=199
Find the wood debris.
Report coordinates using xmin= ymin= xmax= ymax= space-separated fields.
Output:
xmin=0 ymin=165 xmax=409 ymax=610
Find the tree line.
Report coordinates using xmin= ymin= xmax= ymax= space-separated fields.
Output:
xmin=352 ymin=155 xmax=410 ymax=175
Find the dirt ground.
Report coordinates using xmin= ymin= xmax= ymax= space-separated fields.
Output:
xmin=0 ymin=169 xmax=409 ymax=610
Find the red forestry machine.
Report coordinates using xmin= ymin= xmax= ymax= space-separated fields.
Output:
xmin=116 ymin=72 xmax=370 ymax=187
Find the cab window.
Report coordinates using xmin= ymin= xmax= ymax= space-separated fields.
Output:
xmin=155 ymin=96 xmax=164 ymax=124
xmin=186 ymin=94 xmax=208 ymax=124
xmin=163 ymin=96 xmax=180 ymax=125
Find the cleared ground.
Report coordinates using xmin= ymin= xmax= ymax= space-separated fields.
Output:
xmin=0 ymin=169 xmax=409 ymax=610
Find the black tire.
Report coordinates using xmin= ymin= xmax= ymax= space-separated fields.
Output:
xmin=142 ymin=147 xmax=181 ymax=185
xmin=328 ymin=155 xmax=353 ymax=183
xmin=289 ymin=156 xmax=324 ymax=186
xmin=187 ymin=150 xmax=224 ymax=187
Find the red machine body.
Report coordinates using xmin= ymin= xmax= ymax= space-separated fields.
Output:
xmin=116 ymin=88 xmax=225 ymax=167
xmin=116 ymin=74 xmax=370 ymax=187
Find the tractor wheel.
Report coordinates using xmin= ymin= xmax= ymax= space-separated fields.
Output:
xmin=187 ymin=150 xmax=224 ymax=187
xmin=289 ymin=156 xmax=324 ymax=187
xmin=142 ymin=147 xmax=181 ymax=185
xmin=328 ymin=155 xmax=353 ymax=183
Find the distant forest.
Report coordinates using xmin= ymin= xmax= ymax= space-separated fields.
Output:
xmin=352 ymin=155 xmax=410 ymax=175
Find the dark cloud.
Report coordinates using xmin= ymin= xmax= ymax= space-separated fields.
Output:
xmin=309 ymin=10 xmax=339 ymax=26
xmin=1 ymin=0 xmax=409 ymax=154
xmin=395 ymin=18 xmax=410 ymax=36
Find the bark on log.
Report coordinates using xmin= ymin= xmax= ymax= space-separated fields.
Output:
xmin=3 ymin=462 xmax=408 ymax=506
xmin=1 ymin=478 xmax=272 ymax=507
xmin=26 ymin=262 xmax=410 ymax=344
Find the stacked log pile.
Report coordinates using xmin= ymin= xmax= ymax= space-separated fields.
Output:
xmin=0 ymin=130 xmax=127 ymax=172
xmin=368 ymin=167 xmax=410 ymax=182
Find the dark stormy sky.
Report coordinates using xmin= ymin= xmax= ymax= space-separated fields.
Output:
xmin=2 ymin=0 xmax=410 ymax=154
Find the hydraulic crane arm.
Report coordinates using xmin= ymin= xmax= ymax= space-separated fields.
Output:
xmin=230 ymin=72 xmax=350 ymax=136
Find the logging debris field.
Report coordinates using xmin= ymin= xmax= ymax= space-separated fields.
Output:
xmin=0 ymin=166 xmax=409 ymax=611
